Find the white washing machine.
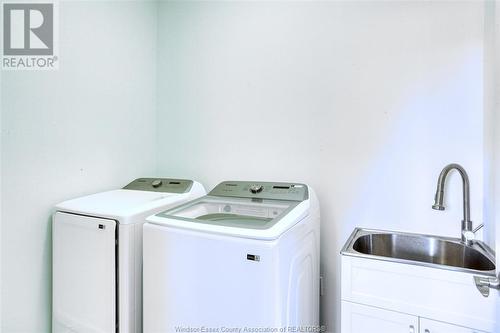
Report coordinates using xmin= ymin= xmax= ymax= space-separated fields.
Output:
xmin=52 ymin=178 xmax=206 ymax=333
xmin=143 ymin=181 xmax=320 ymax=332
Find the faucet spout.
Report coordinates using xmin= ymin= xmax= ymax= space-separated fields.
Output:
xmin=432 ymin=163 xmax=473 ymax=244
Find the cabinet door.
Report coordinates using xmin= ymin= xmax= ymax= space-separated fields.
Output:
xmin=419 ymin=318 xmax=489 ymax=333
xmin=341 ymin=301 xmax=418 ymax=333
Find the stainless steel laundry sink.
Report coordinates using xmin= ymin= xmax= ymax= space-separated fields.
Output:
xmin=341 ymin=228 xmax=496 ymax=275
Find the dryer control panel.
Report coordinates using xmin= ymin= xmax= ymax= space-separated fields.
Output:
xmin=123 ymin=178 xmax=193 ymax=193
xmin=209 ymin=181 xmax=309 ymax=201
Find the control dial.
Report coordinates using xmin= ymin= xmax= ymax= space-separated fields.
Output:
xmin=151 ymin=179 xmax=163 ymax=188
xmin=249 ymin=184 xmax=263 ymax=194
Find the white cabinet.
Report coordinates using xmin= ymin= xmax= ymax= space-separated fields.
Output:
xmin=342 ymin=301 xmax=418 ymax=333
xmin=341 ymin=301 xmax=489 ymax=333
xmin=419 ymin=318 xmax=487 ymax=333
xmin=341 ymin=256 xmax=496 ymax=333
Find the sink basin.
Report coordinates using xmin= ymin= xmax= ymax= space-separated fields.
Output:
xmin=342 ymin=228 xmax=496 ymax=274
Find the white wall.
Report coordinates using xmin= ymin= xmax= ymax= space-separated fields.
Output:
xmin=483 ymin=0 xmax=500 ymax=323
xmin=155 ymin=2 xmax=485 ymax=332
xmin=0 ymin=1 xmax=491 ymax=332
xmin=0 ymin=1 xmax=157 ymax=331
xmin=495 ymin=5 xmax=500 ymax=319
xmin=496 ymin=0 xmax=500 ymax=275
xmin=495 ymin=1 xmax=500 ymax=324
xmin=0 ymin=32 xmax=3 ymax=331
xmin=484 ymin=1 xmax=498 ymax=260
xmin=486 ymin=1 xmax=500 ymax=314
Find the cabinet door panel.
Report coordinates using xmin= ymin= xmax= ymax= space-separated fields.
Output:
xmin=420 ymin=318 xmax=489 ymax=333
xmin=341 ymin=301 xmax=418 ymax=333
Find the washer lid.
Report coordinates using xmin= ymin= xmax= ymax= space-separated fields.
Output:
xmin=149 ymin=181 xmax=311 ymax=238
xmin=155 ymin=196 xmax=297 ymax=230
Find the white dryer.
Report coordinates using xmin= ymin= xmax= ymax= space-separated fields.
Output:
xmin=143 ymin=181 xmax=320 ymax=332
xmin=52 ymin=178 xmax=206 ymax=333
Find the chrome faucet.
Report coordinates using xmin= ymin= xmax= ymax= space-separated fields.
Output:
xmin=432 ymin=164 xmax=496 ymax=297
xmin=432 ymin=163 xmax=480 ymax=245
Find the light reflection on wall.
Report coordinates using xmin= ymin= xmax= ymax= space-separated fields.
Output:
xmin=340 ymin=48 xmax=484 ymax=241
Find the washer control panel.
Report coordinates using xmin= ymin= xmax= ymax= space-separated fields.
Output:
xmin=123 ymin=178 xmax=193 ymax=193
xmin=209 ymin=181 xmax=308 ymax=201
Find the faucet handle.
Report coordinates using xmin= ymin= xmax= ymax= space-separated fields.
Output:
xmin=472 ymin=223 xmax=484 ymax=233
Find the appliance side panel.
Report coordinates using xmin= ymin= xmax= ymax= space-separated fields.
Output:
xmin=280 ymin=216 xmax=320 ymax=327
xmin=52 ymin=212 xmax=116 ymax=333
xmin=118 ymin=224 xmax=134 ymax=333
xmin=134 ymin=222 xmax=144 ymax=333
